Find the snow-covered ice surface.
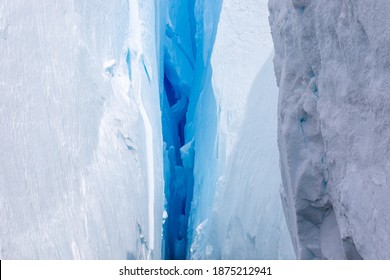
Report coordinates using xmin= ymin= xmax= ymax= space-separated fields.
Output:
xmin=187 ymin=0 xmax=294 ymax=259
xmin=0 ymin=0 xmax=164 ymax=259
xmin=269 ymin=0 xmax=390 ymax=259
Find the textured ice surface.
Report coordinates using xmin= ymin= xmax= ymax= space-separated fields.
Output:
xmin=0 ymin=0 xmax=164 ymax=259
xmin=270 ymin=0 xmax=390 ymax=259
xmin=159 ymin=0 xmax=198 ymax=260
xmin=187 ymin=0 xmax=294 ymax=259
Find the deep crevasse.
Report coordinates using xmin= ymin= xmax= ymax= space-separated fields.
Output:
xmin=0 ymin=0 xmax=294 ymax=259
xmin=161 ymin=0 xmax=227 ymax=259
xmin=160 ymin=0 xmax=294 ymax=259
xmin=160 ymin=0 xmax=199 ymax=259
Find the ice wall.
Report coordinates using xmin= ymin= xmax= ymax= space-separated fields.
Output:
xmin=187 ymin=0 xmax=295 ymax=259
xmin=269 ymin=0 xmax=390 ymax=259
xmin=0 ymin=0 xmax=164 ymax=259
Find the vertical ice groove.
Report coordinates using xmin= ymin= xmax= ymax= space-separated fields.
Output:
xmin=137 ymin=87 xmax=155 ymax=253
xmin=128 ymin=0 xmax=156 ymax=255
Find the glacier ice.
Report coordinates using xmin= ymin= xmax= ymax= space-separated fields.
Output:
xmin=270 ymin=0 xmax=390 ymax=259
xmin=159 ymin=0 xmax=200 ymax=259
xmin=186 ymin=0 xmax=294 ymax=259
xmin=0 ymin=0 xmax=164 ymax=259
xmin=1 ymin=0 xmax=295 ymax=260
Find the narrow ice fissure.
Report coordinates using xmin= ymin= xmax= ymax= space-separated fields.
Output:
xmin=161 ymin=68 xmax=193 ymax=259
xmin=159 ymin=0 xmax=202 ymax=260
xmin=160 ymin=0 xmax=222 ymax=260
xmin=161 ymin=25 xmax=195 ymax=260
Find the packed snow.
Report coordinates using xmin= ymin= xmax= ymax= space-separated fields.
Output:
xmin=270 ymin=0 xmax=390 ymax=259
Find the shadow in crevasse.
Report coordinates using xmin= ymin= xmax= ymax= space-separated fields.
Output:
xmin=126 ymin=251 xmax=136 ymax=260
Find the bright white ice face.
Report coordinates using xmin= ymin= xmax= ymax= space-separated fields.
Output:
xmin=0 ymin=0 xmax=164 ymax=259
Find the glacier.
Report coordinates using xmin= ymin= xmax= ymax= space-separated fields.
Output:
xmin=270 ymin=0 xmax=390 ymax=259
xmin=1 ymin=0 xmax=294 ymax=260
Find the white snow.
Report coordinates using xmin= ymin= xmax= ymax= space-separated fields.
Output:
xmin=269 ymin=0 xmax=390 ymax=259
